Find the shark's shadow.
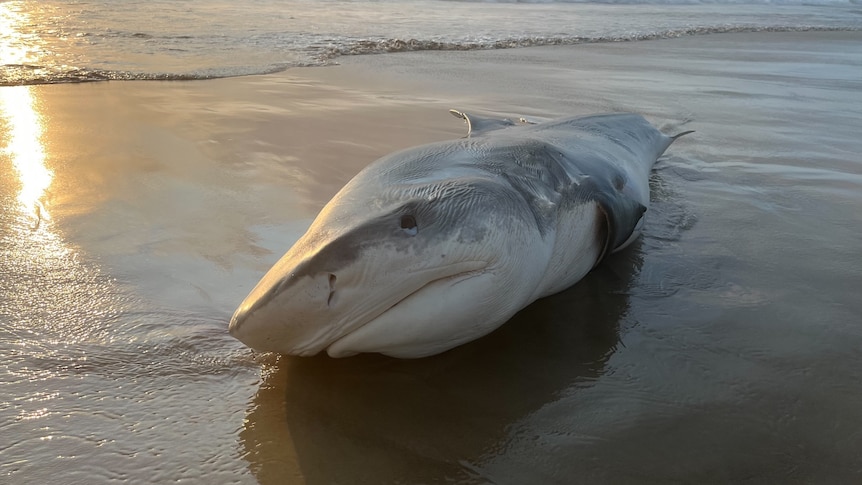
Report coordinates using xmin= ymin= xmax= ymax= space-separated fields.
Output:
xmin=240 ymin=244 xmax=643 ymax=484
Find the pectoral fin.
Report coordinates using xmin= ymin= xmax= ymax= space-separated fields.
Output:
xmin=594 ymin=195 xmax=647 ymax=265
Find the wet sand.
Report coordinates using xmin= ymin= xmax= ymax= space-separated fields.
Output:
xmin=2 ymin=31 xmax=861 ymax=483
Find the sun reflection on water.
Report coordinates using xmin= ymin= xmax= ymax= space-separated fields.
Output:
xmin=0 ymin=86 xmax=52 ymax=222
xmin=1 ymin=1 xmax=47 ymax=81
xmin=1 ymin=2 xmax=31 ymax=66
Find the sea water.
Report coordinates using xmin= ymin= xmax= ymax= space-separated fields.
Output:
xmin=1 ymin=0 xmax=860 ymax=85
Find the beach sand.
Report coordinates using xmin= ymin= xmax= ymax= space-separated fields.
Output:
xmin=2 ymin=31 xmax=861 ymax=483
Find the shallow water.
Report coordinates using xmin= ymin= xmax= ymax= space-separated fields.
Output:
xmin=2 ymin=30 xmax=862 ymax=484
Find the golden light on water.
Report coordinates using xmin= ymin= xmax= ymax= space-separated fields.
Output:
xmin=0 ymin=86 xmax=52 ymax=221
xmin=1 ymin=1 xmax=38 ymax=67
xmin=1 ymin=2 xmax=52 ymax=221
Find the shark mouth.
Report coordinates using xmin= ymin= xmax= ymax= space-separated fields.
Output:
xmin=323 ymin=265 xmax=489 ymax=357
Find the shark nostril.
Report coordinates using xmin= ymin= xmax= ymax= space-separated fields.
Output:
xmin=327 ymin=273 xmax=337 ymax=307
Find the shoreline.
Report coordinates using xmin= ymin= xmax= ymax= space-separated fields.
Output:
xmin=2 ymin=27 xmax=861 ymax=87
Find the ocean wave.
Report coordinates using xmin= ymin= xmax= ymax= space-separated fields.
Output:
xmin=0 ymin=63 xmax=305 ymax=86
xmin=318 ymin=25 xmax=859 ymax=59
xmin=2 ymin=25 xmax=858 ymax=86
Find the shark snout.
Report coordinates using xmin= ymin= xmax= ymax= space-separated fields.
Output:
xmin=229 ymin=270 xmax=340 ymax=355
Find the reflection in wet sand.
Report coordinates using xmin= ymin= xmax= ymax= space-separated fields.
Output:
xmin=1 ymin=86 xmax=51 ymax=223
xmin=0 ymin=84 xmax=119 ymax=348
xmin=240 ymin=246 xmax=643 ymax=484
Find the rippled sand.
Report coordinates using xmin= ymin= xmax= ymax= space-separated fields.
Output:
xmin=1 ymin=32 xmax=861 ymax=483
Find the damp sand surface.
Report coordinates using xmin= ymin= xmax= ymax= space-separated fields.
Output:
xmin=1 ymin=31 xmax=861 ymax=483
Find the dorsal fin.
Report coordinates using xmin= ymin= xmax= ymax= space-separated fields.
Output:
xmin=671 ymin=130 xmax=695 ymax=140
xmin=449 ymin=109 xmax=516 ymax=137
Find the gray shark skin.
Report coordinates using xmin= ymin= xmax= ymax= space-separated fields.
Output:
xmin=229 ymin=111 xmax=689 ymax=358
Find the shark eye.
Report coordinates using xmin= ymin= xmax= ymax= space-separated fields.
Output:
xmin=400 ymin=214 xmax=418 ymax=236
